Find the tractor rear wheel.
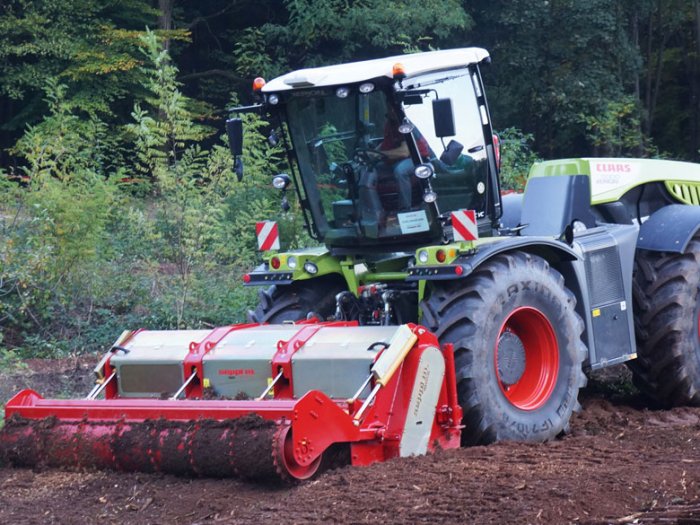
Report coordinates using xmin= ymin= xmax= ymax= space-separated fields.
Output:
xmin=630 ymin=235 xmax=700 ymax=406
xmin=421 ymin=251 xmax=587 ymax=445
xmin=248 ymin=275 xmax=346 ymax=323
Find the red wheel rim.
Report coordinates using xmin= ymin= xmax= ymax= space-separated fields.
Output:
xmin=275 ymin=425 xmax=322 ymax=481
xmin=494 ymin=306 xmax=559 ymax=410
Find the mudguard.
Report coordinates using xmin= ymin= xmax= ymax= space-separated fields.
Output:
xmin=500 ymin=192 xmax=523 ymax=229
xmin=637 ymin=204 xmax=700 ymax=253
xmin=462 ymin=237 xmax=579 ymax=271
xmin=407 ymin=237 xmax=580 ymax=282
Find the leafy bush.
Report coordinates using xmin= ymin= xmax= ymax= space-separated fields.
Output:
xmin=580 ymin=96 xmax=657 ymax=157
xmin=497 ymin=127 xmax=541 ymax=192
xmin=0 ymin=31 xmax=306 ymax=357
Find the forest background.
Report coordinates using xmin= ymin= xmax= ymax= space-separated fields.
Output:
xmin=0 ymin=0 xmax=699 ymax=361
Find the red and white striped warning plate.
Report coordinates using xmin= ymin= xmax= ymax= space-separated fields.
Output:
xmin=256 ymin=221 xmax=280 ymax=251
xmin=451 ymin=209 xmax=478 ymax=241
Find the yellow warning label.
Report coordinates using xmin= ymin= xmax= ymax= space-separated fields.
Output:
xmin=203 ymin=378 xmax=211 ymax=388
xmin=267 ymin=377 xmax=273 ymax=386
xmin=592 ymin=308 xmax=601 ymax=318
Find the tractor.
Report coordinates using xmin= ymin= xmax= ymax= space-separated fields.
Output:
xmin=230 ymin=47 xmax=700 ymax=444
xmin=2 ymin=47 xmax=700 ymax=482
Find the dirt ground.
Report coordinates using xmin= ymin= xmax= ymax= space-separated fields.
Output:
xmin=1 ymin=359 xmax=700 ymax=525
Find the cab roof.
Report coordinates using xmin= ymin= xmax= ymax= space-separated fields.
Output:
xmin=262 ymin=47 xmax=490 ymax=92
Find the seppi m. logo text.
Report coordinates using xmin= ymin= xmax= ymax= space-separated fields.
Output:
xmin=218 ymin=369 xmax=255 ymax=377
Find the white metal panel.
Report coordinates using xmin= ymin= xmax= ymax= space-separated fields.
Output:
xmin=371 ymin=325 xmax=418 ymax=385
xmin=209 ymin=325 xmax=300 ymax=358
xmin=399 ymin=346 xmax=445 ymax=457
xmin=292 ymin=325 xmax=396 ymax=399
xmin=112 ymin=330 xmax=209 ymax=362
xmin=263 ymin=48 xmax=489 ymax=92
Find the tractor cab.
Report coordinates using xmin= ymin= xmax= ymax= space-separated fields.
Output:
xmin=229 ymin=48 xmax=501 ymax=251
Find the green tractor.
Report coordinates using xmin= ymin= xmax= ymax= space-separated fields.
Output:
xmin=228 ymin=48 xmax=700 ymax=446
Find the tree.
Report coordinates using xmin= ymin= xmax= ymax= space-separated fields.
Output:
xmin=470 ymin=0 xmax=641 ymax=157
xmin=232 ymin=0 xmax=472 ymax=78
xmin=0 ymin=0 xmax=187 ymax=165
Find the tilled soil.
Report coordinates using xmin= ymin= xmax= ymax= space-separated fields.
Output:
xmin=1 ymin=361 xmax=699 ymax=525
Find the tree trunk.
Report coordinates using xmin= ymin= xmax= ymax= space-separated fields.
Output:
xmin=158 ymin=0 xmax=174 ymax=51
xmin=631 ymin=9 xmax=645 ymax=156
xmin=644 ymin=1 xmax=668 ymax=139
xmin=643 ymin=10 xmax=654 ymax=136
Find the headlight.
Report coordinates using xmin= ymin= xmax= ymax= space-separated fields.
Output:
xmin=335 ymin=87 xmax=350 ymax=98
xmin=414 ymin=163 xmax=434 ymax=179
xmin=272 ymin=174 xmax=292 ymax=189
xmin=268 ymin=94 xmax=279 ymax=105
xmin=304 ymin=261 xmax=318 ymax=274
xmin=417 ymin=250 xmax=429 ymax=264
xmin=359 ymin=82 xmax=375 ymax=93
xmin=423 ymin=190 xmax=437 ymax=203
xmin=398 ymin=118 xmax=414 ymax=134
xmin=287 ymin=255 xmax=298 ymax=269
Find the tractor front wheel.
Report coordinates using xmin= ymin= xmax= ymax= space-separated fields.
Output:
xmin=248 ymin=275 xmax=347 ymax=323
xmin=421 ymin=251 xmax=587 ymax=445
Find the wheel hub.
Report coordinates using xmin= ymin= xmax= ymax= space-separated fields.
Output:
xmin=497 ymin=331 xmax=526 ymax=386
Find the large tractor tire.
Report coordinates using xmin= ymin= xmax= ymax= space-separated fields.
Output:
xmin=421 ymin=251 xmax=587 ymax=445
xmin=630 ymin=234 xmax=700 ymax=406
xmin=248 ymin=274 xmax=347 ymax=323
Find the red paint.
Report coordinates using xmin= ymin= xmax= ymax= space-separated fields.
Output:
xmin=218 ymin=369 xmax=255 ymax=376
xmin=1 ymin=322 xmax=463 ymax=479
xmin=183 ymin=323 xmax=261 ymax=398
xmin=256 ymin=221 xmax=280 ymax=251
xmin=494 ymin=307 xmax=559 ymax=410
xmin=452 ymin=209 xmax=478 ymax=241
xmin=594 ymin=163 xmax=631 ymax=173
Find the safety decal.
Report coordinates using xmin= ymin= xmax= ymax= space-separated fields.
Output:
xmin=398 ymin=210 xmax=430 ymax=234
xmin=451 ymin=209 xmax=478 ymax=241
xmin=256 ymin=221 xmax=280 ymax=251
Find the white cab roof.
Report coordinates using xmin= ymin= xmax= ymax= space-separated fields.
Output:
xmin=262 ymin=47 xmax=489 ymax=92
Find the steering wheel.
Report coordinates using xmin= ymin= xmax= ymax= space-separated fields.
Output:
xmin=354 ymin=147 xmax=389 ymax=166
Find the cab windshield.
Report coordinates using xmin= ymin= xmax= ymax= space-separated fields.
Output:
xmin=284 ymin=70 xmax=488 ymax=245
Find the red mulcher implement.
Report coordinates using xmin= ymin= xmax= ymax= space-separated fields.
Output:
xmin=0 ymin=321 xmax=462 ymax=482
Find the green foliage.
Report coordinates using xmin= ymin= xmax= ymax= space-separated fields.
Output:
xmin=233 ymin=0 xmax=472 ymax=77
xmin=124 ymin=31 xmax=275 ymax=327
xmin=0 ymin=333 xmax=27 ymax=372
xmin=472 ymin=0 xmax=641 ymax=156
xmin=0 ymin=0 xmax=162 ymax=126
xmin=580 ymin=96 xmax=656 ymax=157
xmin=2 ymin=0 xmax=700 ymax=361
xmin=497 ymin=128 xmax=541 ymax=192
xmin=0 ymin=34 xmax=291 ymax=357
xmin=0 ymin=78 xmax=120 ymax=356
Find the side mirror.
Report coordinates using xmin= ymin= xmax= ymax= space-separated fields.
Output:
xmin=432 ymin=98 xmax=455 ymax=138
xmin=226 ymin=118 xmax=244 ymax=180
xmin=439 ymin=139 xmax=464 ymax=166
xmin=226 ymin=118 xmax=243 ymax=156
